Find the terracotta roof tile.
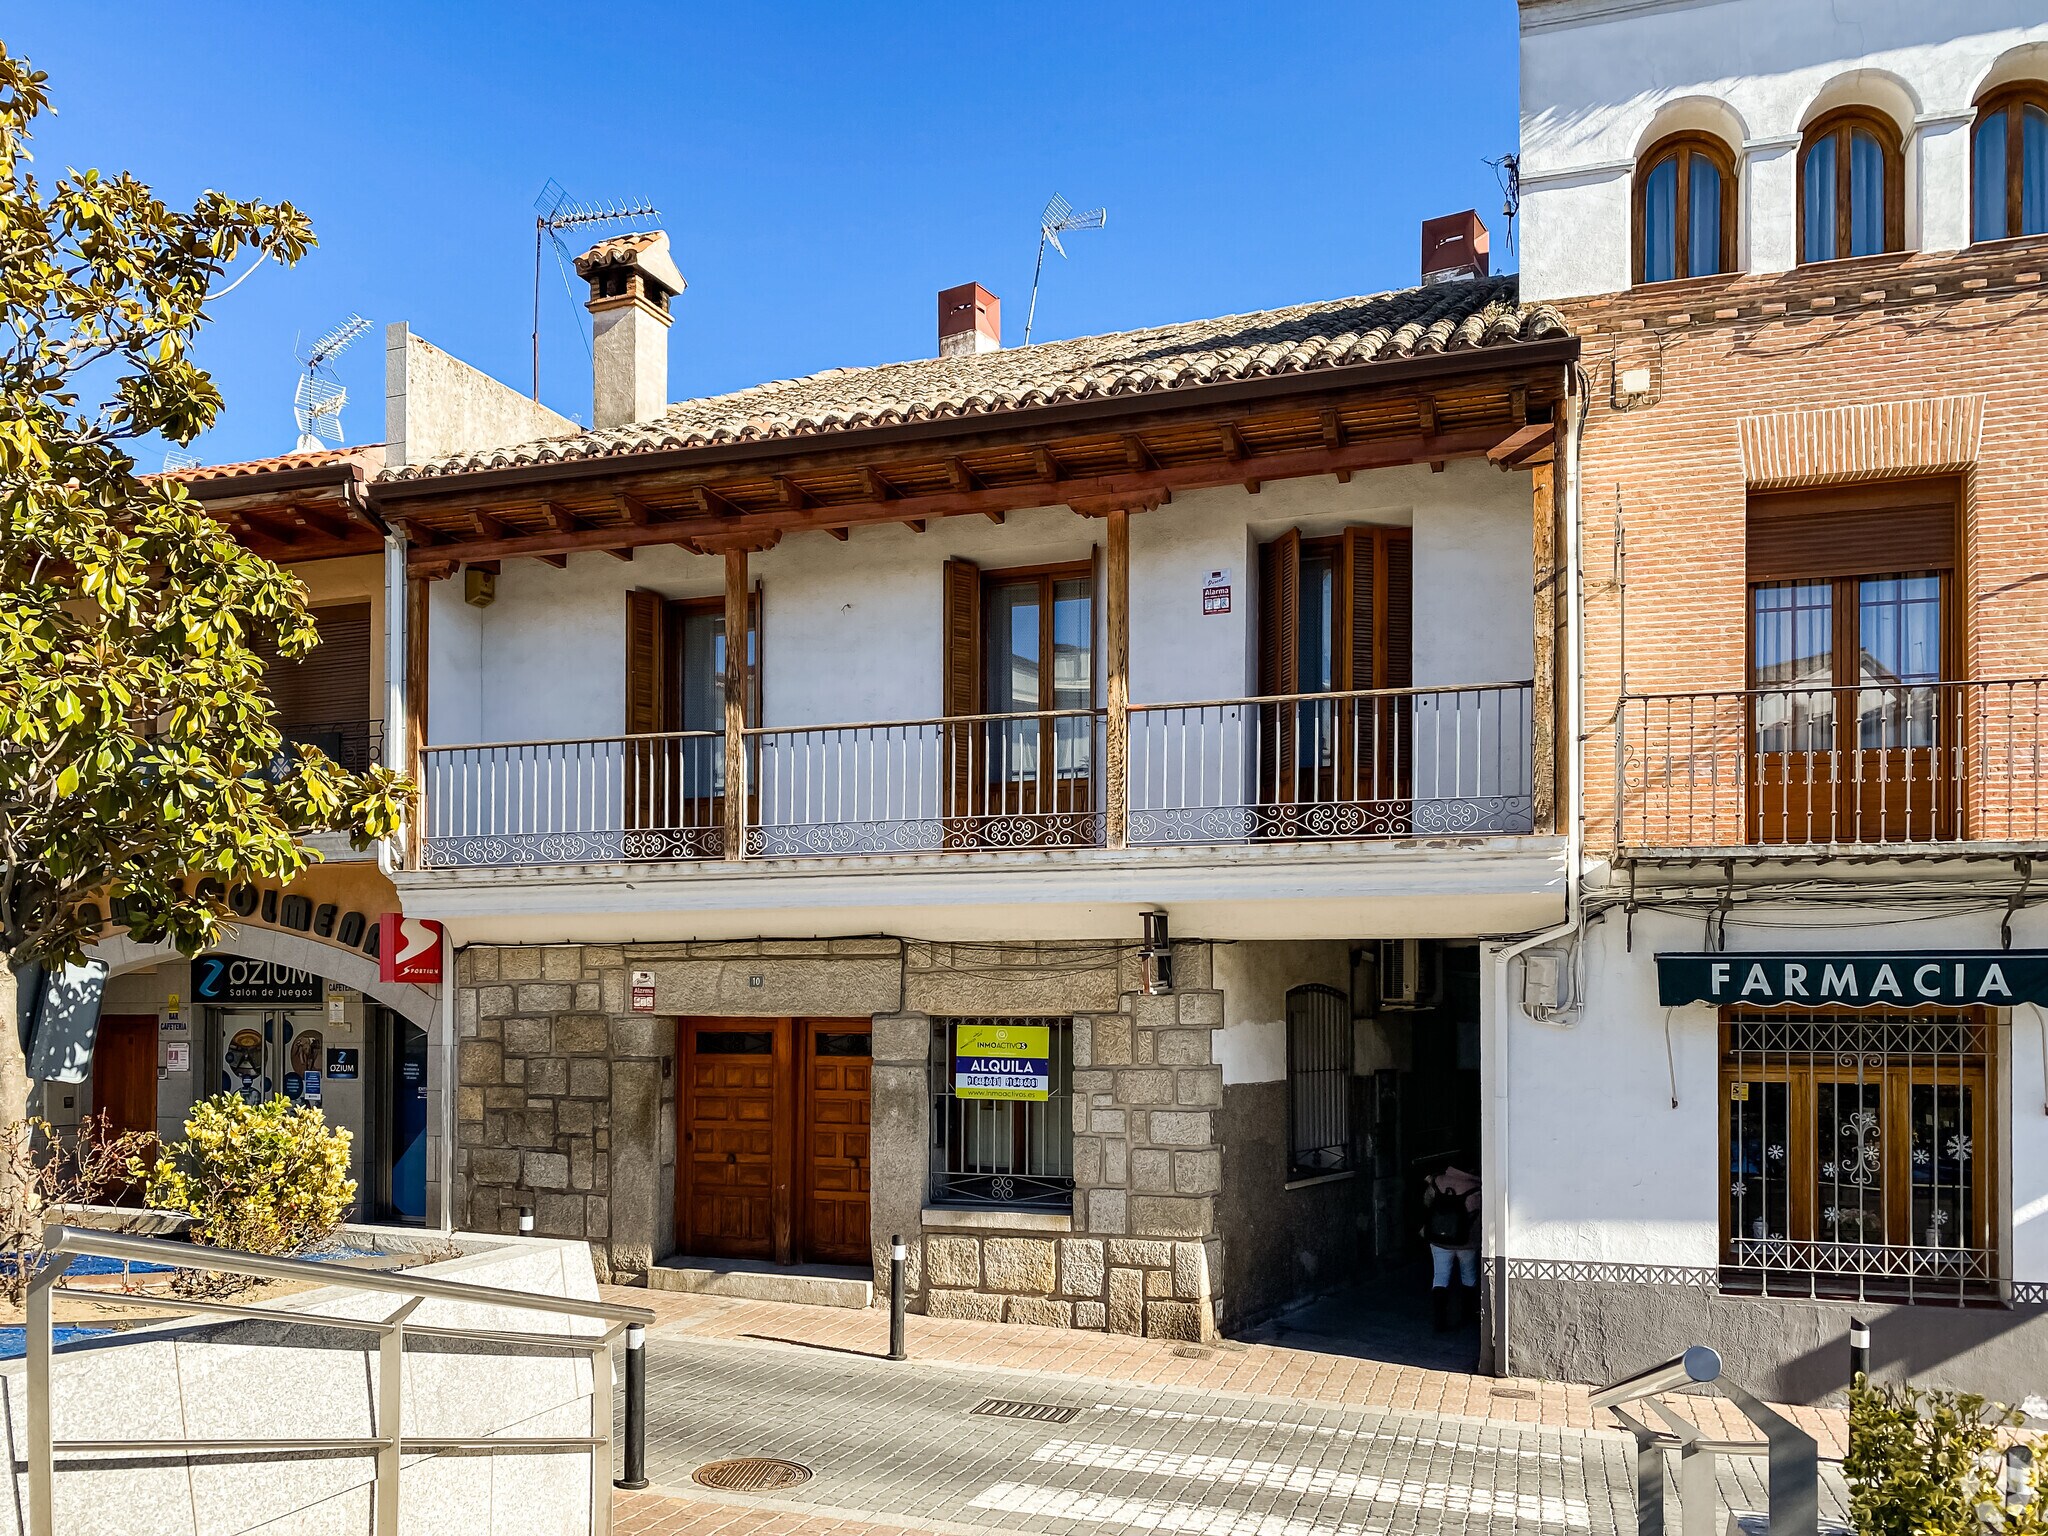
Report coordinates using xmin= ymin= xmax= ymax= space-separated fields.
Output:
xmin=382 ymin=277 xmax=1566 ymax=482
xmin=168 ymin=445 xmax=384 ymax=484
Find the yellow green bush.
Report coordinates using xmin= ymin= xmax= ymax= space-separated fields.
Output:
xmin=1848 ymin=1377 xmax=2046 ymax=1536
xmin=136 ymin=1094 xmax=355 ymax=1255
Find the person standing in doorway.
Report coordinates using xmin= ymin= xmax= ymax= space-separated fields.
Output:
xmin=1422 ymin=1161 xmax=1481 ymax=1331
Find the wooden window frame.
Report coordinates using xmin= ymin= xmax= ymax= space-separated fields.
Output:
xmin=665 ymin=591 xmax=762 ymax=731
xmin=1632 ymin=131 xmax=1741 ymax=285
xmin=1716 ymin=1008 xmax=1999 ymax=1291
xmin=1971 ymin=84 xmax=2048 ymax=245
xmin=1798 ymin=108 xmax=1907 ymax=264
xmin=978 ymin=559 xmax=1099 ymax=718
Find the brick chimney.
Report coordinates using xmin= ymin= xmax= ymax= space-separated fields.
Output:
xmin=938 ymin=282 xmax=1000 ymax=357
xmin=575 ymin=230 xmax=686 ymax=429
xmin=1420 ymin=210 xmax=1490 ymax=285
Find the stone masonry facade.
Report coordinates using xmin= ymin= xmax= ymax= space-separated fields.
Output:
xmin=451 ymin=936 xmax=1226 ymax=1334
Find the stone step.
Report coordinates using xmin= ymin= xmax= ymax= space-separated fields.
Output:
xmin=649 ymin=1255 xmax=875 ymax=1309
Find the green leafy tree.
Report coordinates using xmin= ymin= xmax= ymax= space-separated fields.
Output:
xmin=0 ymin=45 xmax=410 ymax=1117
xmin=1847 ymin=1377 xmax=2047 ymax=1536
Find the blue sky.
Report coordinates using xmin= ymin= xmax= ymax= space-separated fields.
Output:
xmin=7 ymin=3 xmax=1521 ymax=467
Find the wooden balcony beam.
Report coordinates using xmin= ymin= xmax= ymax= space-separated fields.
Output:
xmin=406 ymin=424 xmax=1518 ymax=568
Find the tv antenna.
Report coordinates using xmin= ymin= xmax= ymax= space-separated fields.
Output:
xmin=532 ymin=179 xmax=659 ymax=399
xmin=292 ymin=313 xmax=371 ymax=451
xmin=161 ymin=448 xmax=201 ymax=473
xmin=1023 ymin=193 xmax=1107 ymax=346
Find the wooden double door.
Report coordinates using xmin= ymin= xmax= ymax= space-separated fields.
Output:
xmin=675 ymin=1018 xmax=872 ymax=1266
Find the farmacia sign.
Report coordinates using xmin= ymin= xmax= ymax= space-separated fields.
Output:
xmin=1655 ymin=951 xmax=2048 ymax=1008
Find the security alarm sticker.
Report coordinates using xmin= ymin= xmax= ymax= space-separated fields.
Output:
xmin=954 ymin=1021 xmax=1051 ymax=1101
xmin=631 ymin=971 xmax=657 ymax=1012
xmin=1201 ymin=568 xmax=1232 ymax=615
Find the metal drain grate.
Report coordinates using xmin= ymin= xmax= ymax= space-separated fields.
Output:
xmin=970 ymin=1397 xmax=1080 ymax=1424
xmin=692 ymin=1457 xmax=814 ymax=1492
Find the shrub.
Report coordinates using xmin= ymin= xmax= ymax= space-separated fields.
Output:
xmin=136 ymin=1094 xmax=355 ymax=1255
xmin=1847 ymin=1377 xmax=2047 ymax=1536
xmin=0 ymin=1113 xmax=157 ymax=1305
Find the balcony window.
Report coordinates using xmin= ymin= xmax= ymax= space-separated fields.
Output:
xmin=1721 ymin=1011 xmax=1997 ymax=1300
xmin=255 ymin=601 xmax=379 ymax=772
xmin=1973 ymin=87 xmax=2048 ymax=243
xmin=1635 ymin=132 xmax=1738 ymax=285
xmin=1744 ymin=480 xmax=1957 ymax=844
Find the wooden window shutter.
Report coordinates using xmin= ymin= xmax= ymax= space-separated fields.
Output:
xmin=625 ymin=589 xmax=669 ymax=734
xmin=1258 ymin=530 xmax=1301 ymax=696
xmin=1747 ymin=480 xmax=1958 ymax=583
xmin=942 ymin=558 xmax=982 ymax=716
xmin=1340 ymin=530 xmax=1377 ymax=692
xmin=1382 ymin=530 xmax=1413 ymax=691
xmin=258 ymin=603 xmax=372 ymax=727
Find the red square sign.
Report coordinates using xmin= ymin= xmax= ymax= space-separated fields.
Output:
xmin=380 ymin=915 xmax=445 ymax=984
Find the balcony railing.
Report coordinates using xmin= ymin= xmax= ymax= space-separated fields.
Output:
xmin=1616 ymin=678 xmax=2048 ymax=850
xmin=416 ymin=681 xmax=1535 ymax=870
xmin=1128 ymin=684 xmax=1533 ymax=844
xmin=266 ymin=718 xmax=384 ymax=778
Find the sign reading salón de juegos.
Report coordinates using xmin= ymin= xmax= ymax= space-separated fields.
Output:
xmin=1656 ymin=951 xmax=2048 ymax=1008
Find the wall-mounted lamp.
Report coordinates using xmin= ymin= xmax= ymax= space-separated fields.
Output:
xmin=1140 ymin=909 xmax=1173 ymax=995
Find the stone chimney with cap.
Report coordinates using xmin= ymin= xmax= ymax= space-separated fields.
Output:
xmin=574 ymin=230 xmax=686 ymax=429
xmin=938 ymin=282 xmax=1000 ymax=357
xmin=1420 ymin=210 xmax=1490 ymax=285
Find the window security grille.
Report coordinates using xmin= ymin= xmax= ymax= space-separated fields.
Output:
xmin=1721 ymin=1010 xmax=2000 ymax=1302
xmin=930 ymin=1018 xmax=1074 ymax=1209
xmin=1287 ymin=985 xmax=1354 ymax=1179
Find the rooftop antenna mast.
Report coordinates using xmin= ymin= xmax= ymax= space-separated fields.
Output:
xmin=532 ymin=179 xmax=660 ymax=400
xmin=292 ymin=313 xmax=371 ymax=451
xmin=1024 ymin=193 xmax=1107 ymax=346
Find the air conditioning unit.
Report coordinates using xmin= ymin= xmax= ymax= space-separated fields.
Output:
xmin=1376 ymin=939 xmax=1440 ymax=1011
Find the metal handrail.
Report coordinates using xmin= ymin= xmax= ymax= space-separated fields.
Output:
xmin=1128 ymin=679 xmax=1536 ymax=712
xmin=26 ymin=1224 xmax=655 ymax=1536
xmin=1620 ymin=675 xmax=2048 ymax=703
xmin=1593 ymin=1345 xmax=1821 ymax=1536
xmin=744 ymin=705 xmax=1103 ymax=736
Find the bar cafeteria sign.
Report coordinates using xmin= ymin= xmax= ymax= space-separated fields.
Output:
xmin=955 ymin=1022 xmax=1050 ymax=1101
xmin=1656 ymin=951 xmax=2048 ymax=1008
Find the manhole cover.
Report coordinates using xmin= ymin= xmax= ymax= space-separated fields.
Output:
xmin=693 ymin=1457 xmax=814 ymax=1492
xmin=970 ymin=1397 xmax=1080 ymax=1423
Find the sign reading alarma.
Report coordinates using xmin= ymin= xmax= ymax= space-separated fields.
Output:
xmin=1201 ymin=568 xmax=1232 ymax=615
xmin=631 ymin=971 xmax=657 ymax=1012
xmin=954 ymin=1022 xmax=1051 ymax=1101
xmin=379 ymin=915 xmax=445 ymax=985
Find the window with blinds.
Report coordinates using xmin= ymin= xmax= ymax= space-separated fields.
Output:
xmin=254 ymin=602 xmax=376 ymax=770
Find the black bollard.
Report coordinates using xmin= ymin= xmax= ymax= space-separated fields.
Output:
xmin=1849 ymin=1318 xmax=1869 ymax=1386
xmin=518 ymin=1204 xmax=535 ymax=1236
xmin=616 ymin=1322 xmax=649 ymax=1490
xmin=888 ymin=1234 xmax=908 ymax=1361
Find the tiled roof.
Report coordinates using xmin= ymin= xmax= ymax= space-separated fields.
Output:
xmin=169 ymin=445 xmax=385 ymax=484
xmin=383 ymin=276 xmax=1566 ymax=482
xmin=573 ymin=230 xmax=669 ymax=269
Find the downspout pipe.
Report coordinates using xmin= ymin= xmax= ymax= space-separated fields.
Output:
xmin=1487 ymin=364 xmax=1589 ymax=1379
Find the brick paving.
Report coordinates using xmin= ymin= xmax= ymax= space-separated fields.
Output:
xmin=602 ymin=1287 xmax=1851 ymax=1536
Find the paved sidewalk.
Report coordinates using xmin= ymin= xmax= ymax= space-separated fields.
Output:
xmin=602 ymin=1287 xmax=1850 ymax=1536
xmin=600 ymin=1285 xmax=1848 ymax=1452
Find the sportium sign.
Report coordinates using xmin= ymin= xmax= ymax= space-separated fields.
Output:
xmin=1656 ymin=951 xmax=2048 ymax=1008
xmin=954 ymin=1022 xmax=1051 ymax=1101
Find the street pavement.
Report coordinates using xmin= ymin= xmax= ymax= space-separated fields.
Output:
xmin=606 ymin=1291 xmax=1851 ymax=1536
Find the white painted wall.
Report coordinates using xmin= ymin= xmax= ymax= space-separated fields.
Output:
xmin=1518 ymin=0 xmax=2048 ymax=300
xmin=1214 ymin=940 xmax=1354 ymax=1085
xmin=439 ymin=462 xmax=1534 ymax=747
xmin=1494 ymin=900 xmax=2048 ymax=1285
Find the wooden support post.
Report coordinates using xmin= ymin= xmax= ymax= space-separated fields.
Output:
xmin=1105 ymin=504 xmax=1131 ymax=849
xmin=723 ymin=546 xmax=748 ymax=861
xmin=404 ymin=569 xmax=433 ymax=870
xmin=1530 ymin=460 xmax=1559 ymax=835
